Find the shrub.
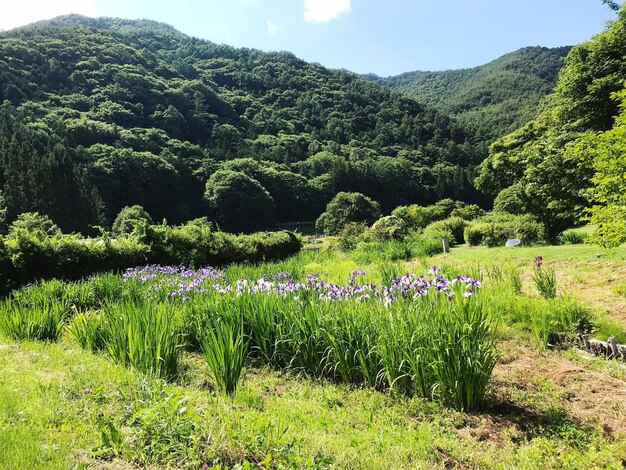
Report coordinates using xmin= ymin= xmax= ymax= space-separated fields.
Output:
xmin=464 ymin=213 xmax=544 ymax=246
xmin=316 ymin=192 xmax=381 ymax=235
xmin=237 ymin=231 xmax=302 ymax=263
xmin=1 ymin=215 xmax=301 ymax=290
xmin=8 ymin=212 xmax=61 ymax=237
xmin=450 ymin=204 xmax=485 ymax=221
xmin=423 ymin=217 xmax=467 ymax=245
xmin=369 ymin=216 xmax=408 ymax=241
xmin=0 ymin=236 xmax=13 ymax=294
xmin=559 ymin=229 xmax=588 ymax=245
xmin=391 ymin=199 xmax=462 ymax=231
xmin=112 ymin=205 xmax=153 ymax=236
xmin=337 ymin=222 xmax=368 ymax=252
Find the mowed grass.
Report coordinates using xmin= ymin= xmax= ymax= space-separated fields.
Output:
xmin=428 ymin=242 xmax=626 ymax=330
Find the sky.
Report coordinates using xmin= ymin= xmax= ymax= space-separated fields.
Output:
xmin=0 ymin=0 xmax=619 ymax=76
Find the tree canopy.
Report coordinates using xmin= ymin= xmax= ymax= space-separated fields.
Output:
xmin=316 ymin=192 xmax=381 ymax=235
xmin=371 ymin=46 xmax=570 ymax=143
xmin=475 ymin=6 xmax=626 ymax=241
xmin=0 ymin=15 xmax=490 ymax=233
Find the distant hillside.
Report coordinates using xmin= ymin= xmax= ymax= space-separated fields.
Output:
xmin=370 ymin=47 xmax=571 ymax=142
xmin=0 ymin=15 xmax=488 ymax=233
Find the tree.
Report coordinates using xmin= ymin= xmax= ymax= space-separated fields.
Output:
xmin=492 ymin=184 xmax=527 ymax=215
xmin=204 ymin=170 xmax=276 ymax=234
xmin=476 ymin=6 xmax=626 ymax=241
xmin=0 ymin=190 xmax=6 ymax=234
xmin=8 ymin=212 xmax=61 ymax=237
xmin=602 ymin=0 xmax=620 ymax=11
xmin=571 ymin=89 xmax=626 ymax=247
xmin=112 ymin=205 xmax=153 ymax=236
xmin=316 ymin=192 xmax=381 ymax=235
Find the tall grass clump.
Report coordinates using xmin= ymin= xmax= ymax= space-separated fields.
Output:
xmin=378 ymin=285 xmax=499 ymax=410
xmin=426 ymin=293 xmax=498 ymax=410
xmin=68 ymin=311 xmax=105 ymax=352
xmin=531 ymin=256 xmax=557 ymax=299
xmin=505 ymin=295 xmax=593 ymax=348
xmin=0 ymin=299 xmax=68 ymax=341
xmin=320 ymin=303 xmax=381 ymax=387
xmin=197 ymin=310 xmax=249 ymax=395
xmin=102 ymin=302 xmax=181 ymax=379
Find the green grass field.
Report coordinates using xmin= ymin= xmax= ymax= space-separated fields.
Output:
xmin=1 ymin=242 xmax=625 ymax=469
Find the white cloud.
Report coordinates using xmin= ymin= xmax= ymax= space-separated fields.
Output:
xmin=267 ymin=20 xmax=279 ymax=36
xmin=304 ymin=0 xmax=351 ymax=22
xmin=0 ymin=0 xmax=99 ymax=31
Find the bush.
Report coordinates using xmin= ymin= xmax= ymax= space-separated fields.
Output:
xmin=337 ymin=222 xmax=368 ymax=252
xmin=391 ymin=199 xmax=467 ymax=231
xmin=112 ymin=205 xmax=153 ymax=236
xmin=1 ymin=216 xmax=302 ymax=291
xmin=464 ymin=213 xmax=544 ymax=247
xmin=559 ymin=229 xmax=588 ymax=245
xmin=316 ymin=192 xmax=381 ymax=235
xmin=0 ymin=237 xmax=13 ymax=294
xmin=423 ymin=217 xmax=467 ymax=245
xmin=450 ymin=204 xmax=485 ymax=221
xmin=8 ymin=212 xmax=61 ymax=237
xmin=369 ymin=216 xmax=408 ymax=241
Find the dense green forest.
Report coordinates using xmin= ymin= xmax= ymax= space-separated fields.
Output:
xmin=368 ymin=47 xmax=570 ymax=142
xmin=0 ymin=15 xmax=489 ymax=234
xmin=476 ymin=6 xmax=626 ymax=243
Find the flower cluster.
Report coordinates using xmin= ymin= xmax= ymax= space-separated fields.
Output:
xmin=124 ymin=265 xmax=223 ymax=296
xmin=123 ymin=265 xmax=481 ymax=304
xmin=533 ymin=256 xmax=543 ymax=269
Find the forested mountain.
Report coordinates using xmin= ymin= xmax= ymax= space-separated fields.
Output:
xmin=0 ymin=15 xmax=487 ymax=234
xmin=368 ymin=47 xmax=570 ymax=142
xmin=475 ymin=7 xmax=626 ymax=241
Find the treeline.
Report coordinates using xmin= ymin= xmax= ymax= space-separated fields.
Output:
xmin=476 ymin=6 xmax=626 ymax=244
xmin=0 ymin=212 xmax=301 ymax=294
xmin=0 ymin=15 xmax=488 ymax=235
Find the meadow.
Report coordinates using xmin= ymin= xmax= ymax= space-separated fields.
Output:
xmin=1 ymin=242 xmax=625 ymax=469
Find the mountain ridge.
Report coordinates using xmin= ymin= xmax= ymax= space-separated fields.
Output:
xmin=367 ymin=46 xmax=571 ymax=141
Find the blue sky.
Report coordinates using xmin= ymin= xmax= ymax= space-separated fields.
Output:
xmin=1 ymin=0 xmax=618 ymax=75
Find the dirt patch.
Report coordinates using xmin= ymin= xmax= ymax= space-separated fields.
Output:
xmin=491 ymin=346 xmax=626 ymax=435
